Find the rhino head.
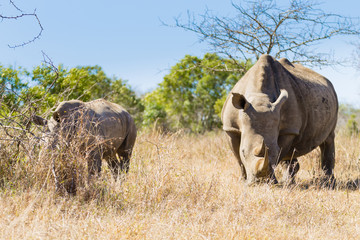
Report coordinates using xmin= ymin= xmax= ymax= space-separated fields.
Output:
xmin=33 ymin=100 xmax=87 ymax=146
xmin=231 ymin=89 xmax=288 ymax=184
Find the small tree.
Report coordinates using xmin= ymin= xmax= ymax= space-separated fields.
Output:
xmin=142 ymin=53 xmax=251 ymax=132
xmin=108 ymin=78 xmax=144 ymax=125
xmin=26 ymin=65 xmax=112 ymax=112
xmin=142 ymin=92 xmax=168 ymax=130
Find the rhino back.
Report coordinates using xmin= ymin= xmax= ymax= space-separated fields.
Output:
xmin=278 ymin=59 xmax=338 ymax=154
xmin=85 ymin=99 xmax=136 ymax=146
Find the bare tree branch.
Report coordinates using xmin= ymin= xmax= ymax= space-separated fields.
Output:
xmin=0 ymin=0 xmax=43 ymax=48
xmin=170 ymin=0 xmax=360 ymax=67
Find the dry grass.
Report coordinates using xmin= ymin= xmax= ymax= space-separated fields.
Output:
xmin=1 ymin=130 xmax=360 ymax=239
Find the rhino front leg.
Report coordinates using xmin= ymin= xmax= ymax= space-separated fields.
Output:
xmin=225 ymin=132 xmax=247 ymax=180
xmin=280 ymin=159 xmax=300 ymax=184
xmin=319 ymin=131 xmax=335 ymax=186
xmin=277 ymin=134 xmax=298 ymax=184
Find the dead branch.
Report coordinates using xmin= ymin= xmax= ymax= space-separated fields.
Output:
xmin=0 ymin=0 xmax=43 ymax=48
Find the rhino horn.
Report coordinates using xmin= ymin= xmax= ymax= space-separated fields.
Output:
xmin=254 ymin=139 xmax=266 ymax=157
xmin=262 ymin=145 xmax=270 ymax=174
xmin=272 ymin=89 xmax=288 ymax=112
xmin=255 ymin=142 xmax=270 ymax=174
xmin=264 ymin=145 xmax=269 ymax=164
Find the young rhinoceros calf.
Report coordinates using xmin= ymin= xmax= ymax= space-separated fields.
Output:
xmin=222 ymin=54 xmax=338 ymax=185
xmin=33 ymin=99 xmax=137 ymax=193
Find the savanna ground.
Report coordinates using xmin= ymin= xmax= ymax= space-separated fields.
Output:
xmin=1 ymin=129 xmax=360 ymax=239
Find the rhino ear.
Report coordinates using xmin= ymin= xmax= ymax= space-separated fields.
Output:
xmin=272 ymin=89 xmax=288 ymax=112
xmin=232 ymin=93 xmax=249 ymax=110
xmin=32 ymin=115 xmax=48 ymax=126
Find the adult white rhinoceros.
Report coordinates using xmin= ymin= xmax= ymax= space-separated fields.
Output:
xmin=33 ymin=99 xmax=137 ymax=192
xmin=221 ymin=54 xmax=338 ymax=185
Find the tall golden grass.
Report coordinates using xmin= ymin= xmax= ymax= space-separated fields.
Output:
xmin=1 ymin=129 xmax=360 ymax=239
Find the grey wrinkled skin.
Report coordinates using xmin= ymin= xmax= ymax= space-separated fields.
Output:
xmin=221 ymin=55 xmax=338 ymax=185
xmin=33 ymin=99 xmax=137 ymax=192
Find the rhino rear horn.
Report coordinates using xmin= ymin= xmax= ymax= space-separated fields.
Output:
xmin=232 ymin=93 xmax=249 ymax=110
xmin=272 ymin=89 xmax=288 ymax=112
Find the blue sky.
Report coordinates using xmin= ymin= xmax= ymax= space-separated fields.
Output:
xmin=1 ymin=0 xmax=360 ymax=105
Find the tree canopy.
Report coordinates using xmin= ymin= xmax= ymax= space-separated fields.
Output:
xmin=142 ymin=53 xmax=251 ymax=132
xmin=0 ymin=64 xmax=144 ymax=126
xmin=1 ymin=54 xmax=250 ymax=133
xmin=0 ymin=65 xmax=28 ymax=112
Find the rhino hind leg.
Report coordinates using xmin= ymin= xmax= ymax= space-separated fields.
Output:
xmin=319 ymin=131 xmax=336 ymax=187
xmin=107 ymin=156 xmax=120 ymax=178
xmin=107 ymin=139 xmax=134 ymax=179
xmin=107 ymin=151 xmax=130 ymax=179
xmin=118 ymin=133 xmax=135 ymax=173
xmin=117 ymin=150 xmax=131 ymax=173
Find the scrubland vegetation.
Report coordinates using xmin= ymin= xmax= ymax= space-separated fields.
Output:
xmin=0 ymin=128 xmax=360 ymax=239
xmin=3 ymin=0 xmax=360 ymax=238
xmin=2 ymin=37 xmax=360 ymax=239
xmin=1 ymin=55 xmax=360 ymax=239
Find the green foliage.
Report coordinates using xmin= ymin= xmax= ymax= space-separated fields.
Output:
xmin=142 ymin=53 xmax=251 ymax=132
xmin=27 ymin=65 xmax=113 ymax=112
xmin=346 ymin=114 xmax=359 ymax=136
xmin=142 ymin=89 xmax=168 ymax=130
xmin=25 ymin=65 xmax=143 ymax=123
xmin=108 ymin=78 xmax=144 ymax=125
xmin=2 ymin=53 xmax=251 ymax=132
xmin=338 ymin=103 xmax=360 ymax=132
xmin=1 ymin=64 xmax=143 ymax=126
xmin=338 ymin=103 xmax=360 ymax=117
xmin=0 ymin=65 xmax=29 ymax=113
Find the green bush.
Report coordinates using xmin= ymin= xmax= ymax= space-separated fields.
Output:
xmin=142 ymin=53 xmax=251 ymax=132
